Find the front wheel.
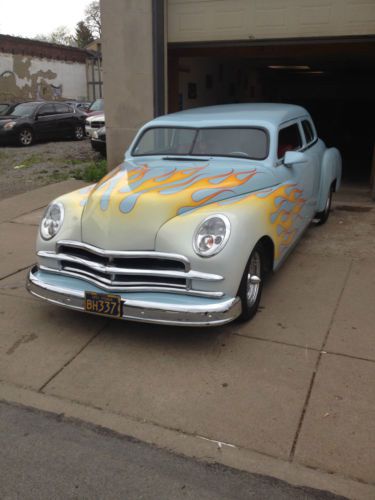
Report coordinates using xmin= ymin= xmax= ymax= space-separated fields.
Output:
xmin=73 ymin=124 xmax=84 ymax=140
xmin=314 ymin=186 xmax=333 ymax=225
xmin=18 ymin=128 xmax=34 ymax=147
xmin=238 ymin=244 xmax=264 ymax=322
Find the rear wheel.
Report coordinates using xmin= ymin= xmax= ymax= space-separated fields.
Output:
xmin=238 ymin=244 xmax=264 ymax=322
xmin=18 ymin=128 xmax=33 ymax=147
xmin=314 ymin=185 xmax=333 ymax=225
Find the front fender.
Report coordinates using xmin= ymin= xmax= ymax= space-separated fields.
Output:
xmin=156 ymin=182 xmax=308 ymax=296
xmin=317 ymin=147 xmax=342 ymax=212
xmin=36 ymin=184 xmax=95 ymax=255
xmin=155 ymin=203 xmax=269 ymax=297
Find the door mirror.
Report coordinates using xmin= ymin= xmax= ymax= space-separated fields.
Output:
xmin=283 ymin=150 xmax=308 ymax=167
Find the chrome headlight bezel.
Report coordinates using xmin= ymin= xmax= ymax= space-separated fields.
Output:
xmin=40 ymin=202 xmax=65 ymax=240
xmin=193 ymin=214 xmax=231 ymax=257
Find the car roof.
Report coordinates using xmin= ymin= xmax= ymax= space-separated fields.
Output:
xmin=148 ymin=103 xmax=308 ymax=128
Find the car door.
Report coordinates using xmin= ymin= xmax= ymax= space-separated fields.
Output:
xmin=54 ymin=103 xmax=75 ymax=137
xmin=274 ymin=121 xmax=316 ymax=232
xmin=34 ymin=103 xmax=58 ymax=139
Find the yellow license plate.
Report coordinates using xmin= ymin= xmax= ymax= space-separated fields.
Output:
xmin=84 ymin=292 xmax=122 ymax=318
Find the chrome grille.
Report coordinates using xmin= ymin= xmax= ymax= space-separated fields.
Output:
xmin=37 ymin=240 xmax=224 ymax=298
xmin=91 ymin=121 xmax=105 ymax=128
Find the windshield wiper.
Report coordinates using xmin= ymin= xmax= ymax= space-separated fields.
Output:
xmin=162 ymin=156 xmax=209 ymax=161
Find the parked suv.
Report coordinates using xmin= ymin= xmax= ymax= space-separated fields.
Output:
xmin=0 ymin=101 xmax=86 ymax=146
xmin=85 ymin=113 xmax=105 ymax=138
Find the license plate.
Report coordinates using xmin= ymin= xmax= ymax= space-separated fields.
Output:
xmin=85 ymin=292 xmax=122 ymax=318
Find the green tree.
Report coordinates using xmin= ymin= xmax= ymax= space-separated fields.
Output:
xmin=84 ymin=0 xmax=101 ymax=39
xmin=75 ymin=21 xmax=94 ymax=48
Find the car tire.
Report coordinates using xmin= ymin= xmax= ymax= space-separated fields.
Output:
xmin=18 ymin=128 xmax=34 ymax=147
xmin=73 ymin=124 xmax=84 ymax=140
xmin=314 ymin=185 xmax=333 ymax=225
xmin=238 ymin=243 xmax=264 ymax=322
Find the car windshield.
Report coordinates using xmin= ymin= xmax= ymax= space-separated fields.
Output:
xmin=10 ymin=103 xmax=39 ymax=117
xmin=89 ymin=99 xmax=104 ymax=112
xmin=133 ymin=127 xmax=268 ymax=160
xmin=0 ymin=104 xmax=10 ymax=115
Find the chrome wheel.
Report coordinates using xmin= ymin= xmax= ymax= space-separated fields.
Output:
xmin=246 ymin=251 xmax=261 ymax=307
xmin=324 ymin=190 xmax=332 ymax=214
xmin=74 ymin=125 xmax=84 ymax=140
xmin=238 ymin=244 xmax=265 ymax=322
xmin=314 ymin=186 xmax=333 ymax=225
xmin=19 ymin=129 xmax=33 ymax=146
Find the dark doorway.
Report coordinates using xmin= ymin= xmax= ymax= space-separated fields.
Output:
xmin=168 ymin=36 xmax=375 ymax=185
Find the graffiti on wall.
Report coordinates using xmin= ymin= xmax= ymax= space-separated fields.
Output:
xmin=0 ymin=55 xmax=61 ymax=102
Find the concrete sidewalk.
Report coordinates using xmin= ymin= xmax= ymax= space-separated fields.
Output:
xmin=0 ymin=181 xmax=374 ymax=499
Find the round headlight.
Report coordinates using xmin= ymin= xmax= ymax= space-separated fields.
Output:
xmin=193 ymin=214 xmax=231 ymax=257
xmin=40 ymin=202 xmax=64 ymax=240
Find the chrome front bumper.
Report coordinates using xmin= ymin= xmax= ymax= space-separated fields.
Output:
xmin=26 ymin=266 xmax=242 ymax=327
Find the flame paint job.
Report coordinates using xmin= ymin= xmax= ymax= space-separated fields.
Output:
xmin=217 ymin=182 xmax=306 ymax=260
xmin=85 ymin=162 xmax=258 ymax=215
xmin=31 ymin=104 xmax=342 ymax=324
xmin=59 ymin=162 xmax=306 ymax=259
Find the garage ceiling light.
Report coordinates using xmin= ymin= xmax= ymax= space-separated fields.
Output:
xmin=268 ymin=65 xmax=311 ymax=70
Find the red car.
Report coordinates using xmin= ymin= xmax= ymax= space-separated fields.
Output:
xmin=86 ymin=98 xmax=104 ymax=117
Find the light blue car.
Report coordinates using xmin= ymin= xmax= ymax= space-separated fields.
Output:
xmin=27 ymin=104 xmax=342 ymax=326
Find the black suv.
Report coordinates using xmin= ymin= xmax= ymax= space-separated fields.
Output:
xmin=0 ymin=101 xmax=86 ymax=146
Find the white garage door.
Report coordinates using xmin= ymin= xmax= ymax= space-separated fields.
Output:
xmin=168 ymin=0 xmax=375 ymax=42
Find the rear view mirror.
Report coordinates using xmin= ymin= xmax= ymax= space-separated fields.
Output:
xmin=283 ymin=151 xmax=308 ymax=166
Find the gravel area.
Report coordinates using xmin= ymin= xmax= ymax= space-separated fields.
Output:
xmin=0 ymin=139 xmax=103 ymax=200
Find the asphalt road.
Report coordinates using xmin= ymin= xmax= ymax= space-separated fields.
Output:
xmin=0 ymin=402 xmax=345 ymax=500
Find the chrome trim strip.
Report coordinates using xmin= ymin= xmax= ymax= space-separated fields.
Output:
xmin=56 ymin=240 xmax=191 ymax=271
xmin=38 ymin=266 xmax=224 ymax=298
xmin=27 ymin=267 xmax=241 ymax=326
xmin=62 ymin=266 xmax=187 ymax=288
xmin=38 ymin=251 xmax=223 ymax=281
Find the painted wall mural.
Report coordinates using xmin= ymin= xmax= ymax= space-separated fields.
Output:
xmin=0 ymin=53 xmax=86 ymax=102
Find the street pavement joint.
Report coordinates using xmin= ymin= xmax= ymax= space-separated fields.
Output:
xmin=233 ymin=331 xmax=321 ymax=352
xmin=38 ymin=321 xmax=110 ymax=393
xmin=0 ymin=265 xmax=33 ymax=282
xmin=288 ymin=260 xmax=354 ymax=461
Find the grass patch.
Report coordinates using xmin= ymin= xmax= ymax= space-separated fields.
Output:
xmin=46 ymin=172 xmax=70 ymax=183
xmin=21 ymin=154 xmax=43 ymax=168
xmin=66 ymin=158 xmax=87 ymax=166
xmin=72 ymin=159 xmax=108 ymax=183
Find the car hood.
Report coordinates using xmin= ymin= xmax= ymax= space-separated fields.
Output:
xmin=0 ymin=115 xmax=19 ymax=122
xmin=81 ymin=158 xmax=279 ymax=250
xmin=87 ymin=111 xmax=104 ymax=118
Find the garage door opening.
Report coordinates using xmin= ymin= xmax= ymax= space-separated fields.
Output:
xmin=168 ymin=36 xmax=375 ymax=187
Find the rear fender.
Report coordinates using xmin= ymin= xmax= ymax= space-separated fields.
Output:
xmin=317 ymin=147 xmax=342 ymax=211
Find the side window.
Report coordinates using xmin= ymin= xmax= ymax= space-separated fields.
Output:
xmin=38 ymin=104 xmax=56 ymax=116
xmin=55 ymin=103 xmax=70 ymax=114
xmin=277 ymin=124 xmax=302 ymax=159
xmin=302 ymin=120 xmax=315 ymax=144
